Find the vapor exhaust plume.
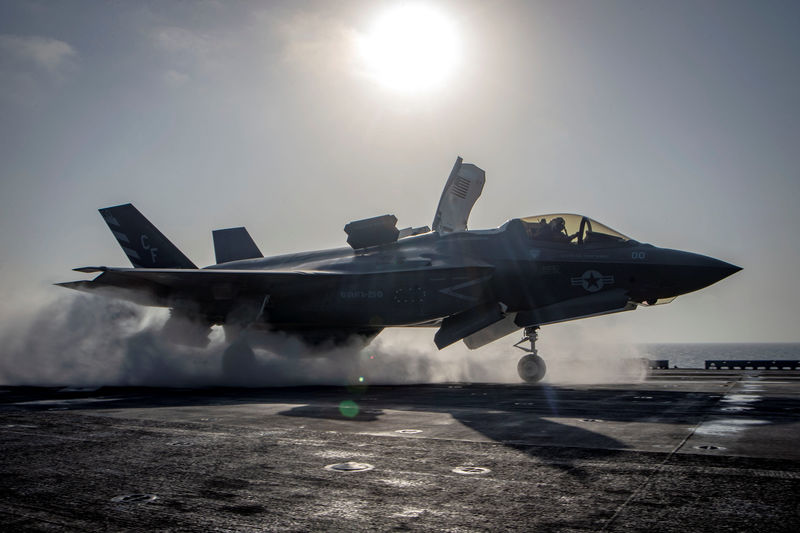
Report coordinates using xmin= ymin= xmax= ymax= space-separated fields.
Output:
xmin=536 ymin=322 xmax=648 ymax=384
xmin=0 ymin=294 xmax=644 ymax=387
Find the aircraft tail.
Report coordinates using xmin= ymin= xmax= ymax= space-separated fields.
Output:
xmin=212 ymin=227 xmax=263 ymax=264
xmin=99 ymin=203 xmax=197 ymax=269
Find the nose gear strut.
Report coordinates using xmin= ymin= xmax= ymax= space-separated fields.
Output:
xmin=514 ymin=326 xmax=546 ymax=383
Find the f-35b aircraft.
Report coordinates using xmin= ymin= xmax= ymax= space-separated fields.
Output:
xmin=60 ymin=158 xmax=741 ymax=382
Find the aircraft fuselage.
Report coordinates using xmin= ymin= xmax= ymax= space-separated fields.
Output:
xmin=196 ymin=217 xmax=738 ymax=334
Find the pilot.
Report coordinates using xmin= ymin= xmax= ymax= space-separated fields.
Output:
xmin=547 ymin=217 xmax=570 ymax=242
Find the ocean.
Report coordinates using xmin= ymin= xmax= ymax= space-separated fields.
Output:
xmin=637 ymin=343 xmax=800 ymax=369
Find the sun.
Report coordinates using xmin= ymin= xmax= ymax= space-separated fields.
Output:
xmin=357 ymin=3 xmax=460 ymax=92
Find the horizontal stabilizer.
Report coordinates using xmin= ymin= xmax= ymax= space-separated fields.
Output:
xmin=99 ymin=203 xmax=197 ymax=269
xmin=73 ymin=266 xmax=107 ymax=273
xmin=56 ymin=280 xmax=96 ymax=291
xmin=213 ymin=227 xmax=263 ymax=264
xmin=55 ymin=277 xmax=163 ymax=307
xmin=434 ymin=302 xmax=506 ymax=349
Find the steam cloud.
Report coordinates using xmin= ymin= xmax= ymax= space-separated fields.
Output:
xmin=0 ymin=293 xmax=645 ymax=387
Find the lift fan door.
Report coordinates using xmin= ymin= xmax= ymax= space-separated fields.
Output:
xmin=432 ymin=157 xmax=486 ymax=234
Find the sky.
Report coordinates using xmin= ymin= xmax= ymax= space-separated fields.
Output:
xmin=1 ymin=0 xmax=799 ymax=344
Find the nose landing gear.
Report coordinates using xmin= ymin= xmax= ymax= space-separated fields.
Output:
xmin=514 ymin=326 xmax=546 ymax=383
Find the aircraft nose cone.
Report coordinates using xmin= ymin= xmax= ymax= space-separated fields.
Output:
xmin=633 ymin=249 xmax=742 ymax=302
xmin=716 ymin=260 xmax=742 ymax=280
xmin=672 ymin=253 xmax=742 ymax=295
xmin=700 ymin=256 xmax=741 ymax=281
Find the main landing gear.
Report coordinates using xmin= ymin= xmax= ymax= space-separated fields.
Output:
xmin=514 ymin=326 xmax=547 ymax=383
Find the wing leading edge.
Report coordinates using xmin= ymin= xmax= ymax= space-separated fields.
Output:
xmin=58 ymin=264 xmax=496 ymax=310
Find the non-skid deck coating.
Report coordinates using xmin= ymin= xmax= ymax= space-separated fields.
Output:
xmin=1 ymin=369 xmax=799 ymax=532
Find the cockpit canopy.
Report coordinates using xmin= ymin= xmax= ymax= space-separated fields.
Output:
xmin=519 ymin=214 xmax=632 ymax=246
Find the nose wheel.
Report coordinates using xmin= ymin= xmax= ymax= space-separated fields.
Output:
xmin=514 ymin=326 xmax=546 ymax=383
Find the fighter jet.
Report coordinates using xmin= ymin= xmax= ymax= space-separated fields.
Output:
xmin=59 ymin=158 xmax=741 ymax=382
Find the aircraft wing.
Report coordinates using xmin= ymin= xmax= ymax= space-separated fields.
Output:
xmin=58 ymin=267 xmax=348 ymax=306
xmin=58 ymin=264 xmax=495 ymax=309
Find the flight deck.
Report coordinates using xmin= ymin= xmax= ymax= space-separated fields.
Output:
xmin=1 ymin=369 xmax=799 ymax=531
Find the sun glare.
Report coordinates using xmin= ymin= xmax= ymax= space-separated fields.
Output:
xmin=358 ymin=4 xmax=460 ymax=92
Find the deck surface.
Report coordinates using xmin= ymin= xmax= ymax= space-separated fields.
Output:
xmin=2 ymin=369 xmax=799 ymax=531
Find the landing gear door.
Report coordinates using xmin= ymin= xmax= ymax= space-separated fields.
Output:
xmin=431 ymin=157 xmax=486 ymax=234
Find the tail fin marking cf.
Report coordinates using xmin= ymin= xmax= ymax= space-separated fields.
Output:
xmin=99 ymin=203 xmax=197 ymax=269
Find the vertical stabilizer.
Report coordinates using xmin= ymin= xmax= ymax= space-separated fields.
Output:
xmin=431 ymin=157 xmax=486 ymax=233
xmin=213 ymin=227 xmax=263 ymax=264
xmin=99 ymin=203 xmax=197 ymax=268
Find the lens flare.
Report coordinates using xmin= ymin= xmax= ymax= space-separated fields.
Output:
xmin=339 ymin=400 xmax=360 ymax=418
